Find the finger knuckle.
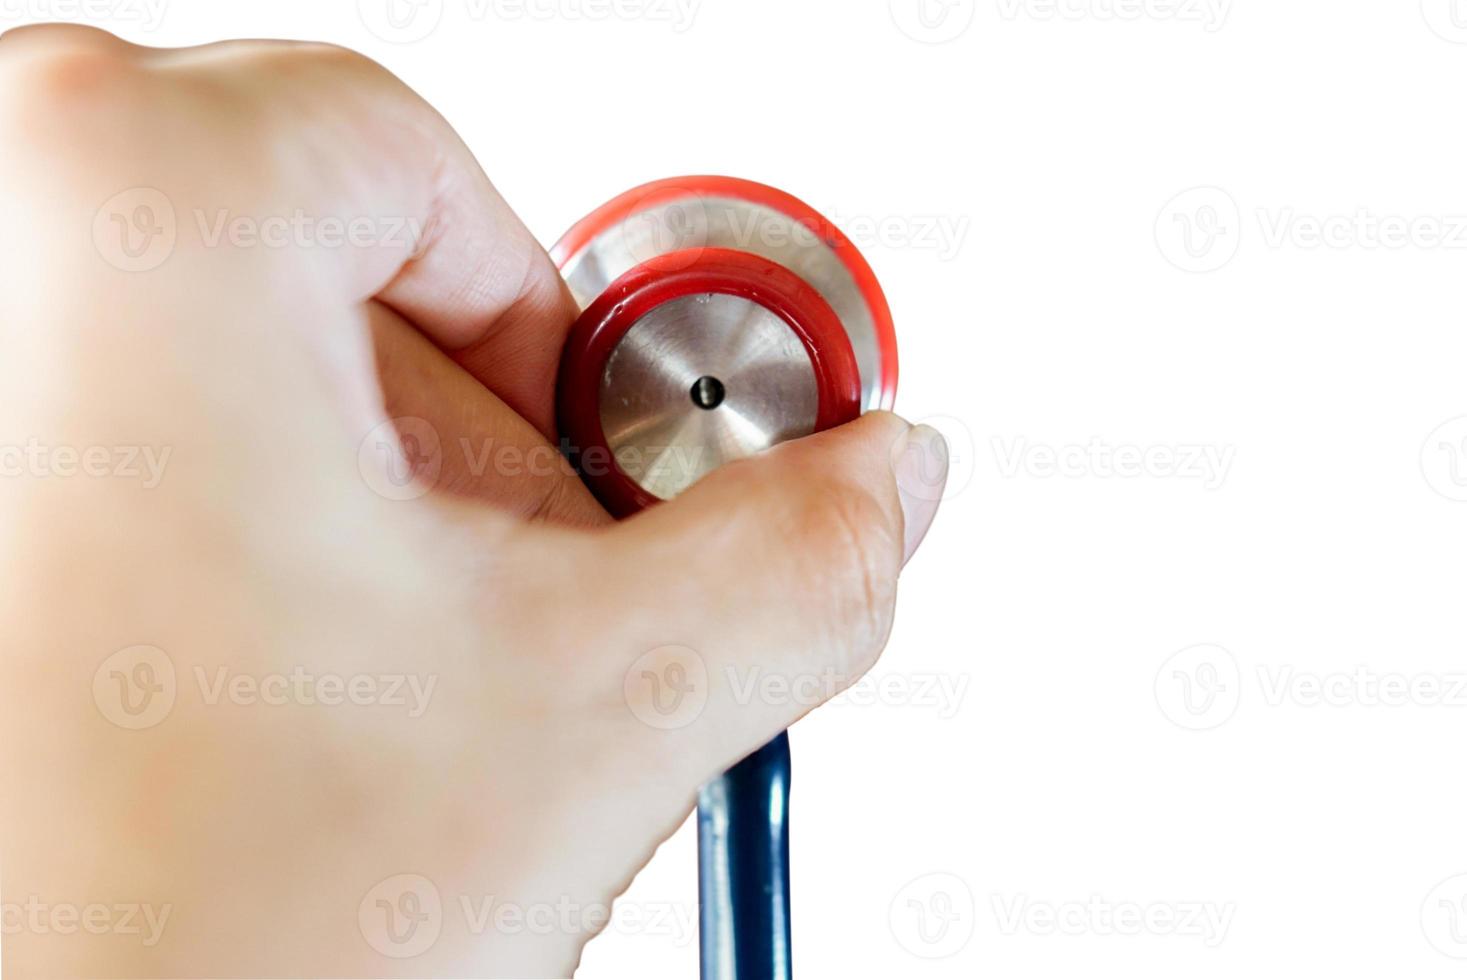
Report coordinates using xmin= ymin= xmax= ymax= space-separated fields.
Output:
xmin=806 ymin=483 xmax=901 ymax=663
xmin=0 ymin=28 xmax=148 ymax=136
xmin=728 ymin=467 xmax=899 ymax=670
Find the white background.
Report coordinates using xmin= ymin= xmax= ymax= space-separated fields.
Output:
xmin=10 ymin=0 xmax=1467 ymax=976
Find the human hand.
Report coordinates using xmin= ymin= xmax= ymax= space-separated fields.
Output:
xmin=0 ymin=25 xmax=946 ymax=977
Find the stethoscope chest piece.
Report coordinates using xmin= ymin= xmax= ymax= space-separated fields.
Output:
xmin=553 ymin=176 xmax=898 ymax=517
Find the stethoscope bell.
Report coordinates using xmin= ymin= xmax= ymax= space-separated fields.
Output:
xmin=552 ymin=176 xmax=899 ymax=980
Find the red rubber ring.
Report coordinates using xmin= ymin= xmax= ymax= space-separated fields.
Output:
xmin=556 ymin=247 xmax=863 ymax=518
xmin=551 ymin=176 xmax=899 ymax=410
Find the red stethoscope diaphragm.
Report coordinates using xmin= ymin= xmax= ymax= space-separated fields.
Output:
xmin=553 ymin=176 xmax=898 ymax=517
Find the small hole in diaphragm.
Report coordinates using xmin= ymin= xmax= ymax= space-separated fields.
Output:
xmin=690 ymin=376 xmax=725 ymax=410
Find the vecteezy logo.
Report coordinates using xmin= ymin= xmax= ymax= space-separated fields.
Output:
xmin=889 ymin=0 xmax=976 ymax=43
xmin=1422 ymin=874 xmax=1467 ymax=958
xmin=1421 ymin=0 xmax=1467 ymax=43
xmin=358 ymin=417 xmax=442 ymax=501
xmin=92 ymin=188 xmax=177 ymax=273
xmin=1154 ymin=643 xmax=1240 ymax=731
xmin=359 ymin=873 xmax=443 ymax=959
xmin=357 ymin=0 xmax=445 ymax=44
xmin=623 ymin=645 xmax=709 ymax=730
xmin=1421 ymin=417 xmax=1467 ymax=502
xmin=1155 ymin=186 xmax=1241 ymax=273
xmin=894 ymin=414 xmax=975 ymax=503
xmin=620 ymin=191 xmax=711 ymax=272
xmin=93 ymin=645 xmax=177 ymax=730
xmin=889 ymin=872 xmax=975 ymax=959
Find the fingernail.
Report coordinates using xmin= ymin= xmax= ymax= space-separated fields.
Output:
xmin=891 ymin=423 xmax=948 ymax=565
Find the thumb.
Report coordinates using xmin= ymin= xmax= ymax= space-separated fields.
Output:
xmin=596 ymin=411 xmax=948 ymax=777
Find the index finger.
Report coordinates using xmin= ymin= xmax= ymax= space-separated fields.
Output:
xmin=4 ymin=30 xmax=580 ymax=438
xmin=232 ymin=41 xmax=580 ymax=438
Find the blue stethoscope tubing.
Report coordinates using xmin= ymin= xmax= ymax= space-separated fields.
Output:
xmin=697 ymin=732 xmax=792 ymax=980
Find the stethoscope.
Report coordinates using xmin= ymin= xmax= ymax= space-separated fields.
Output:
xmin=550 ymin=176 xmax=898 ymax=980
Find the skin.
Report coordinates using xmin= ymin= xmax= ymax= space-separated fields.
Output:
xmin=0 ymin=25 xmax=947 ymax=978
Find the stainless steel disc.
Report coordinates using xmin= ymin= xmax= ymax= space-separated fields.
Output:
xmin=564 ymin=196 xmax=883 ymax=411
xmin=599 ymin=293 xmax=818 ymax=500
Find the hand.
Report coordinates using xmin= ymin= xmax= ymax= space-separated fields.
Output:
xmin=0 ymin=25 xmax=947 ymax=978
